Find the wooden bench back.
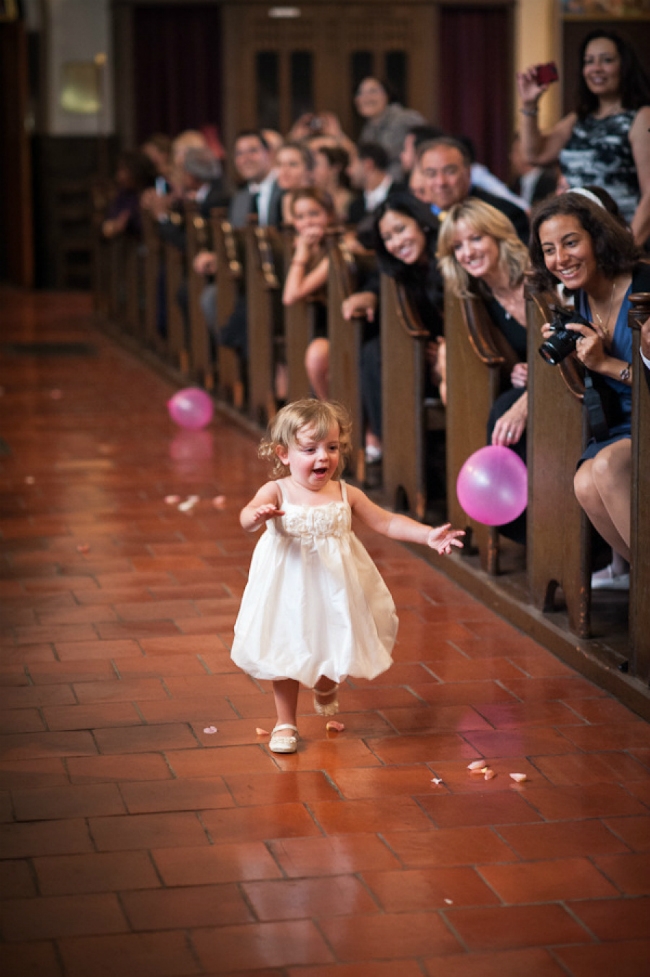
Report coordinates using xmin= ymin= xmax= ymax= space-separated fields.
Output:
xmin=184 ymin=201 xmax=213 ymax=387
xmin=327 ymin=235 xmax=374 ymax=482
xmin=245 ymin=220 xmax=284 ymax=427
xmin=628 ymin=290 xmax=650 ymax=680
xmin=444 ymin=290 xmax=519 ymax=574
xmin=380 ymin=275 xmax=430 ymax=519
xmin=526 ymin=291 xmax=592 ymax=637
xmin=282 ymin=226 xmax=315 ymax=402
xmin=209 ymin=208 xmax=245 ymax=408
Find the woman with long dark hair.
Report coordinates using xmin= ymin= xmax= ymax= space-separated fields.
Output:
xmin=529 ymin=191 xmax=647 ymax=589
xmin=517 ymin=29 xmax=650 ymax=244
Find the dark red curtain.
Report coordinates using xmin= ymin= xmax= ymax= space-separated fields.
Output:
xmin=439 ymin=5 xmax=512 ymax=181
xmin=133 ymin=4 xmax=222 ymax=143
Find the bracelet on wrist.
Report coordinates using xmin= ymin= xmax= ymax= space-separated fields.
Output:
xmin=619 ymin=362 xmax=632 ymax=382
xmin=520 ymin=106 xmax=538 ymax=117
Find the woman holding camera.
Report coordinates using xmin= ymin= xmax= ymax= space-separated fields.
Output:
xmin=529 ymin=192 xmax=646 ymax=588
xmin=517 ymin=29 xmax=650 ymax=245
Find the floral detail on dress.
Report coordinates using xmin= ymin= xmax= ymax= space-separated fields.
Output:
xmin=279 ymin=501 xmax=350 ymax=539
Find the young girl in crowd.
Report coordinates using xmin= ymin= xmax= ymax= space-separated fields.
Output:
xmin=282 ymin=188 xmax=337 ymax=400
xmin=231 ymin=399 xmax=464 ymax=754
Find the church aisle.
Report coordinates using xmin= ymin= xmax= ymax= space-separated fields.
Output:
xmin=1 ymin=288 xmax=649 ymax=977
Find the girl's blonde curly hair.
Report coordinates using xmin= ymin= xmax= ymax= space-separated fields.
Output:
xmin=259 ymin=399 xmax=352 ymax=479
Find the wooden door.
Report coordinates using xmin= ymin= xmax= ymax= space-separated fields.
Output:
xmin=221 ymin=3 xmax=436 ymax=145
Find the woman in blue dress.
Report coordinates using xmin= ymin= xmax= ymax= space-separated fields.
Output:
xmin=529 ymin=192 xmax=647 ymax=589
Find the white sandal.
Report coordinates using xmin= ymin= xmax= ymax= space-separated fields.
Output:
xmin=312 ymin=683 xmax=339 ymax=717
xmin=269 ymin=724 xmax=299 ymax=754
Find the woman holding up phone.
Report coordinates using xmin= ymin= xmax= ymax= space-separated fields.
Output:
xmin=517 ymin=29 xmax=650 ymax=245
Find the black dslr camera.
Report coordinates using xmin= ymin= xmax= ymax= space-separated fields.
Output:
xmin=538 ymin=306 xmax=592 ymax=365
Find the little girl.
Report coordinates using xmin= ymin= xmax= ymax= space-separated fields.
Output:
xmin=231 ymin=399 xmax=464 ymax=754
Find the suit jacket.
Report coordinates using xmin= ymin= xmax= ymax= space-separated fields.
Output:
xmin=228 ymin=179 xmax=283 ymax=229
xmin=470 ymin=186 xmax=530 ymax=244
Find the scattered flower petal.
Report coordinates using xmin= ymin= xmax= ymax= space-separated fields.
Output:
xmin=178 ymin=495 xmax=200 ymax=512
xmin=444 ymin=898 xmax=454 ymax=905
xmin=483 ymin=768 xmax=497 ymax=781
xmin=468 ymin=760 xmax=486 ymax=770
xmin=76 ymin=544 xmax=91 ymax=553
xmin=510 ymin=773 xmax=528 ymax=783
xmin=431 ymin=778 xmax=443 ymax=785
xmin=25 ymin=476 xmax=35 ymax=485
xmin=326 ymin=720 xmax=345 ymax=732
xmin=255 ymin=727 xmax=270 ymax=736
xmin=203 ymin=725 xmax=218 ymax=734
xmin=164 ymin=495 xmax=181 ymax=504
xmin=212 ymin=495 xmax=227 ymax=508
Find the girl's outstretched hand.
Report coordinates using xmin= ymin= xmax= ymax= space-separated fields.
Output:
xmin=427 ymin=523 xmax=465 ymax=555
xmin=248 ymin=504 xmax=285 ymax=528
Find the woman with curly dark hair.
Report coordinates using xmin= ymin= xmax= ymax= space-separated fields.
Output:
xmin=529 ymin=191 xmax=647 ymax=590
xmin=517 ymin=29 xmax=650 ymax=244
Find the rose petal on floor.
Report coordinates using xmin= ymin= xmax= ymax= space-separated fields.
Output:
xmin=164 ymin=495 xmax=181 ymax=504
xmin=467 ymin=760 xmax=486 ymax=770
xmin=255 ymin=727 xmax=270 ymax=736
xmin=509 ymin=772 xmax=528 ymax=783
xmin=326 ymin=720 xmax=345 ymax=732
xmin=203 ymin=726 xmax=218 ymax=734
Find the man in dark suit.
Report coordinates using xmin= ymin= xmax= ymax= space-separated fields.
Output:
xmin=197 ymin=130 xmax=283 ymax=354
xmin=416 ymin=136 xmax=530 ymax=242
xmin=157 ymin=146 xmax=230 ymax=252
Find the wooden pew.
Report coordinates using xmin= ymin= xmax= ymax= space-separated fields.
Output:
xmin=141 ymin=211 xmax=164 ymax=352
xmin=444 ymin=290 xmax=520 ymax=574
xmin=245 ymin=220 xmax=283 ymax=427
xmin=628 ymin=290 xmax=650 ymax=680
xmin=123 ymin=234 xmax=143 ymax=340
xmin=185 ymin=201 xmax=214 ymax=388
xmin=282 ymin=226 xmax=313 ymax=402
xmin=162 ymin=214 xmax=189 ymax=374
xmin=526 ymin=291 xmax=592 ymax=638
xmin=327 ymin=234 xmax=372 ymax=483
xmin=209 ymin=208 xmax=245 ymax=409
xmin=380 ymin=274 xmax=431 ymax=520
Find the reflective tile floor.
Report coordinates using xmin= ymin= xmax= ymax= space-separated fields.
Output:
xmin=1 ymin=289 xmax=649 ymax=977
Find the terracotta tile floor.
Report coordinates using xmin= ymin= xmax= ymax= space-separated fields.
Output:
xmin=1 ymin=288 xmax=649 ymax=977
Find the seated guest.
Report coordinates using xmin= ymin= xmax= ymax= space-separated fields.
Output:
xmin=141 ymin=132 xmax=173 ymax=195
xmin=417 ymin=136 xmax=530 ymax=242
xmin=275 ymin=142 xmax=314 ymax=225
xmin=641 ymin=311 xmax=650 ymax=393
xmin=509 ymin=132 xmax=559 ymax=208
xmin=342 ymin=192 xmax=446 ymax=460
xmin=312 ymin=144 xmax=354 ymax=222
xmin=347 ymin=142 xmax=396 ymax=230
xmin=282 ymin=188 xmax=337 ymax=400
xmin=458 ymin=135 xmax=530 ymax=215
xmin=157 ymin=146 xmax=229 ymax=252
xmin=399 ymin=124 xmax=446 ymax=184
xmin=194 ymin=130 xmax=283 ymax=348
xmin=437 ymin=198 xmax=530 ymax=542
xmin=102 ymin=150 xmax=156 ymax=239
xmin=355 ymin=77 xmax=426 ymax=179
xmin=529 ymin=191 xmax=649 ymax=590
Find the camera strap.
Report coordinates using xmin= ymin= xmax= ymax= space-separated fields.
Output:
xmin=583 ymin=372 xmax=610 ymax=441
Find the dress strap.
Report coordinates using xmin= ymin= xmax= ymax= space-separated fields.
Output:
xmin=277 ymin=480 xmax=288 ymax=504
xmin=339 ymin=479 xmax=348 ymax=503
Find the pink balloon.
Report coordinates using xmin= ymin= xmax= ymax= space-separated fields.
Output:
xmin=456 ymin=446 xmax=527 ymax=526
xmin=167 ymin=388 xmax=214 ymax=430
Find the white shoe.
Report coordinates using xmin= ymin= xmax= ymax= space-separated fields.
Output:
xmin=269 ymin=724 xmax=299 ymax=754
xmin=591 ymin=564 xmax=630 ymax=591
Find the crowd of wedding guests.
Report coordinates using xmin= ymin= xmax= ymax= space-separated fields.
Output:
xmin=101 ymin=28 xmax=650 ymax=595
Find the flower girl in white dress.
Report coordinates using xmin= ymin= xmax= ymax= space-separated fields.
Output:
xmin=231 ymin=399 xmax=464 ymax=753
